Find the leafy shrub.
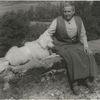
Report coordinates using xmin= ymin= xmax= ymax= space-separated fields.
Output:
xmin=74 ymin=1 xmax=100 ymax=41
xmin=34 ymin=2 xmax=62 ymax=21
xmin=0 ymin=10 xmax=31 ymax=56
xmin=24 ymin=6 xmax=35 ymax=21
xmin=0 ymin=10 xmax=30 ymax=46
xmin=26 ymin=22 xmax=50 ymax=41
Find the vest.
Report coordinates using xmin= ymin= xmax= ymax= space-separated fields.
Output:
xmin=53 ymin=16 xmax=82 ymax=46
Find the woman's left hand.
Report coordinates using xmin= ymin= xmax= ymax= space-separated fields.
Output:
xmin=84 ymin=47 xmax=93 ymax=55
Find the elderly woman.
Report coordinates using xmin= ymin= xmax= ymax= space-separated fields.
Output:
xmin=43 ymin=3 xmax=97 ymax=95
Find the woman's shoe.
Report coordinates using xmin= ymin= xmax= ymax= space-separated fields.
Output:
xmin=72 ymin=82 xmax=80 ymax=95
xmin=87 ymin=81 xmax=96 ymax=93
xmin=82 ymin=80 xmax=96 ymax=93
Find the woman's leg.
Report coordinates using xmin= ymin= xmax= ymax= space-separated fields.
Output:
xmin=63 ymin=59 xmax=81 ymax=95
xmin=56 ymin=44 xmax=97 ymax=94
xmin=86 ymin=77 xmax=97 ymax=93
xmin=72 ymin=80 xmax=81 ymax=95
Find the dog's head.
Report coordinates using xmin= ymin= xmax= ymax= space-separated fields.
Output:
xmin=38 ymin=33 xmax=54 ymax=49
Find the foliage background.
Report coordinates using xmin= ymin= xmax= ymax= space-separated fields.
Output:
xmin=0 ymin=1 xmax=100 ymax=57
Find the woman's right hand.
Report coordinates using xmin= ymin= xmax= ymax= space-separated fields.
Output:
xmin=84 ymin=46 xmax=93 ymax=55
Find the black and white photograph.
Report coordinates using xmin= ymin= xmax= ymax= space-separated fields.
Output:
xmin=0 ymin=0 xmax=100 ymax=99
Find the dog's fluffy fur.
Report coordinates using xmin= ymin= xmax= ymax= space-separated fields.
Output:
xmin=5 ymin=33 xmax=54 ymax=66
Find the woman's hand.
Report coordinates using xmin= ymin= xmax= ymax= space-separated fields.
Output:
xmin=84 ymin=46 xmax=93 ymax=55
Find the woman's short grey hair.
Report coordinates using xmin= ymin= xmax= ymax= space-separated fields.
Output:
xmin=63 ymin=1 xmax=75 ymax=12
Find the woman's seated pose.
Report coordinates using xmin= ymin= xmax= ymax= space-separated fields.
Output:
xmin=42 ymin=2 xmax=97 ymax=95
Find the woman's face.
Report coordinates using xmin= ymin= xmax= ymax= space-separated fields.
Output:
xmin=63 ymin=6 xmax=75 ymax=21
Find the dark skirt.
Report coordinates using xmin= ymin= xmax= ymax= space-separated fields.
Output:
xmin=55 ymin=43 xmax=97 ymax=83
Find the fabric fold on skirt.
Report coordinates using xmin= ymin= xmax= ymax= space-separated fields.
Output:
xmin=55 ymin=43 xmax=97 ymax=83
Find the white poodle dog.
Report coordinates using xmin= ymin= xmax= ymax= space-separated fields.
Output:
xmin=5 ymin=33 xmax=54 ymax=66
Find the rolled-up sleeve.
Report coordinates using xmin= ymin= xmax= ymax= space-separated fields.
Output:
xmin=80 ymin=21 xmax=88 ymax=48
xmin=43 ymin=18 xmax=57 ymax=36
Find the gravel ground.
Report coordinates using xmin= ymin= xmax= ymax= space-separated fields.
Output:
xmin=0 ymin=67 xmax=100 ymax=99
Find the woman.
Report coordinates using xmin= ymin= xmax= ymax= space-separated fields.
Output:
xmin=43 ymin=2 xmax=97 ymax=95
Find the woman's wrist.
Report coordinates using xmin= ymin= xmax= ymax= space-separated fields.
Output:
xmin=84 ymin=45 xmax=88 ymax=48
xmin=83 ymin=42 xmax=88 ymax=48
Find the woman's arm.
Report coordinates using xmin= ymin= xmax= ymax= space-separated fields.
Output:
xmin=80 ymin=21 xmax=93 ymax=54
xmin=43 ymin=18 xmax=57 ymax=36
xmin=80 ymin=21 xmax=88 ymax=48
